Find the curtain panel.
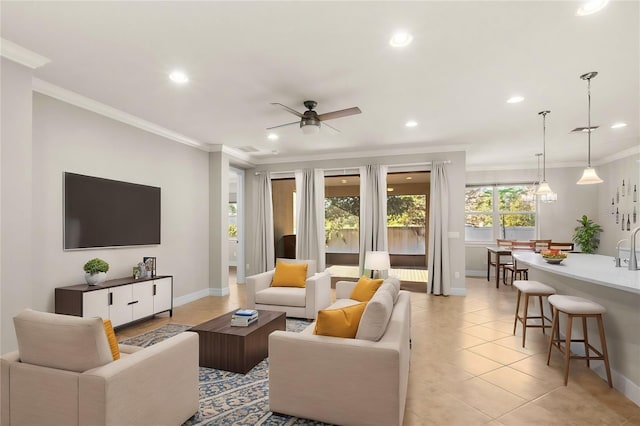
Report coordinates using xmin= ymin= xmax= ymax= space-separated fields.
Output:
xmin=358 ymin=164 xmax=388 ymax=276
xmin=295 ymin=169 xmax=326 ymax=271
xmin=254 ymin=172 xmax=275 ymax=273
xmin=427 ymin=161 xmax=451 ymax=295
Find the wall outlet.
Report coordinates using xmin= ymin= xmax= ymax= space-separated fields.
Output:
xmin=454 ymin=271 xmax=460 ymax=279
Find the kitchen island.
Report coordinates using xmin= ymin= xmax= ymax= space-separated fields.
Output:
xmin=513 ymin=251 xmax=640 ymax=405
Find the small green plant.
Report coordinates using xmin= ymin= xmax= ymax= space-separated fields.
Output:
xmin=83 ymin=258 xmax=109 ymax=275
xmin=572 ymin=215 xmax=602 ymax=254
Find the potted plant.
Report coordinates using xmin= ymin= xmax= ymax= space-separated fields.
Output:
xmin=572 ymin=215 xmax=602 ymax=254
xmin=84 ymin=258 xmax=109 ymax=285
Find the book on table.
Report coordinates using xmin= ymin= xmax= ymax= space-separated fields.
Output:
xmin=234 ymin=309 xmax=258 ymax=317
xmin=231 ymin=314 xmax=258 ymax=327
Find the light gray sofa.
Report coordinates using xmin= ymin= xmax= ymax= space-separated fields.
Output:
xmin=1 ymin=309 xmax=199 ymax=426
xmin=268 ymin=277 xmax=411 ymax=426
xmin=246 ymin=258 xmax=331 ymax=320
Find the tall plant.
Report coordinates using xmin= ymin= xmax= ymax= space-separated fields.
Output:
xmin=572 ymin=215 xmax=602 ymax=254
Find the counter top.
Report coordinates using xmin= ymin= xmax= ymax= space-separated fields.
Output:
xmin=513 ymin=251 xmax=640 ymax=295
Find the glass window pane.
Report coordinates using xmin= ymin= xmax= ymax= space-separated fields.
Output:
xmin=465 ymin=186 xmax=493 ymax=212
xmin=465 ymin=214 xmax=493 ymax=241
xmin=387 ymin=194 xmax=426 ymax=255
xmin=499 ymin=213 xmax=535 ymax=240
xmin=325 ymin=196 xmax=360 ymax=253
xmin=498 ymin=186 xmax=534 ymax=212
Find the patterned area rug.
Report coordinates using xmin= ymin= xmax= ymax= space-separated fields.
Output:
xmin=120 ymin=319 xmax=331 ymax=426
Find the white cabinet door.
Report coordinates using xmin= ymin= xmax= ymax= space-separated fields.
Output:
xmin=132 ymin=282 xmax=154 ymax=320
xmin=153 ymin=278 xmax=172 ymax=313
xmin=83 ymin=289 xmax=109 ymax=319
xmin=109 ymin=285 xmax=133 ymax=327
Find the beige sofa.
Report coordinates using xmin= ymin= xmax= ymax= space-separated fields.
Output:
xmin=1 ymin=309 xmax=199 ymax=426
xmin=246 ymin=259 xmax=331 ymax=320
xmin=268 ymin=277 xmax=411 ymax=426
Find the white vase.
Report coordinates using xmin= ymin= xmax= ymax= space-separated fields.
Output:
xmin=85 ymin=272 xmax=107 ymax=285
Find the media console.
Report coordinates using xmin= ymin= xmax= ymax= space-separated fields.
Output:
xmin=55 ymin=275 xmax=173 ymax=328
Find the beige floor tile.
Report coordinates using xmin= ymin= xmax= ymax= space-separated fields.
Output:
xmin=461 ymin=325 xmax=511 ymax=341
xmin=451 ymin=350 xmax=504 ymax=376
xmin=450 ymin=377 xmax=527 ymax=418
xmin=468 ymin=342 xmax=531 ymax=365
xmin=493 ymin=334 xmax=549 ymax=356
xmin=405 ymin=383 xmax=493 ymax=425
xmin=479 ymin=366 xmax=560 ymax=400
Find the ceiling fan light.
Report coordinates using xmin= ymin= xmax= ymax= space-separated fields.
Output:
xmin=577 ymin=167 xmax=603 ymax=184
xmin=576 ymin=0 xmax=609 ymax=16
xmin=301 ymin=123 xmax=320 ymax=135
xmin=535 ymin=181 xmax=554 ymax=195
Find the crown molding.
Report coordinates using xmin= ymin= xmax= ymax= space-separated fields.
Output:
xmin=598 ymin=144 xmax=640 ymax=165
xmin=206 ymin=145 xmax=256 ymax=167
xmin=32 ymin=78 xmax=205 ymax=149
xmin=252 ymin=143 xmax=470 ymax=165
xmin=0 ymin=38 xmax=50 ymax=69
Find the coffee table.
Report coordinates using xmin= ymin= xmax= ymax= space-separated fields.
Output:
xmin=189 ymin=309 xmax=286 ymax=374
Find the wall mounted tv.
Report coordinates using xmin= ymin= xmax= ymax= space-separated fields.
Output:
xmin=64 ymin=172 xmax=161 ymax=249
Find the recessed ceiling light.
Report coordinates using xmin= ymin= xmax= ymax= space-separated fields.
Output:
xmin=267 ymin=133 xmax=279 ymax=141
xmin=405 ymin=176 xmax=413 ymax=180
xmin=405 ymin=120 xmax=418 ymax=128
xmin=611 ymin=122 xmax=627 ymax=129
xmin=506 ymin=95 xmax=525 ymax=104
xmin=576 ymin=0 xmax=609 ymax=16
xmin=387 ymin=187 xmax=394 ymax=192
xmin=389 ymin=31 xmax=413 ymax=47
xmin=169 ymin=70 xmax=189 ymax=84
xmin=340 ymin=179 xmax=348 ymax=184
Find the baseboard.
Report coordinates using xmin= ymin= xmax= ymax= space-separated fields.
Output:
xmin=566 ymin=341 xmax=640 ymax=407
xmin=173 ymin=286 xmax=230 ymax=306
xmin=465 ymin=270 xmax=486 ymax=277
xmin=449 ymin=287 xmax=467 ymax=296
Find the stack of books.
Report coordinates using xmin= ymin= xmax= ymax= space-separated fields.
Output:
xmin=230 ymin=309 xmax=259 ymax=327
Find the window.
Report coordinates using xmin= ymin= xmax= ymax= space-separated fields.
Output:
xmin=228 ymin=202 xmax=237 ymax=238
xmin=324 ymin=195 xmax=360 ymax=253
xmin=465 ymin=185 xmax=536 ymax=241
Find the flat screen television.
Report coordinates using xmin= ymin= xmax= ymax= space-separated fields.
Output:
xmin=64 ymin=172 xmax=161 ymax=249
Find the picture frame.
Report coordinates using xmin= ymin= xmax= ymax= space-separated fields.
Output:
xmin=143 ymin=256 xmax=156 ymax=277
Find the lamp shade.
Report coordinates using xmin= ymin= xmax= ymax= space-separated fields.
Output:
xmin=301 ymin=123 xmax=320 ymax=135
xmin=364 ymin=251 xmax=391 ymax=271
xmin=535 ymin=181 xmax=554 ymax=195
xmin=577 ymin=167 xmax=603 ymax=185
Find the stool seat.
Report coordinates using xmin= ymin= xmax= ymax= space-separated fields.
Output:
xmin=514 ymin=280 xmax=556 ymax=294
xmin=548 ymin=295 xmax=606 ymax=315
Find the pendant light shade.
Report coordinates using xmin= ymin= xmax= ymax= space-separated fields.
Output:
xmin=534 ymin=111 xmax=556 ymax=201
xmin=576 ymin=72 xmax=603 ymax=185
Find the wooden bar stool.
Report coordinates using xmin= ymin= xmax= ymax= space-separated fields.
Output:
xmin=513 ymin=280 xmax=556 ymax=347
xmin=546 ymin=295 xmax=612 ymax=387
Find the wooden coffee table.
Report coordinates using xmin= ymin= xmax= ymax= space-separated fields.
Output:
xmin=189 ymin=309 xmax=286 ymax=374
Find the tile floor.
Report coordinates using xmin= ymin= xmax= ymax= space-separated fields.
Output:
xmin=116 ymin=276 xmax=640 ymax=425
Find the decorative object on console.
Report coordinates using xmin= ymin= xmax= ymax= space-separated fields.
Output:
xmin=83 ymin=258 xmax=109 ymax=285
xmin=575 ymin=71 xmax=603 ymax=185
xmin=364 ymin=250 xmax=391 ymax=278
xmin=143 ymin=256 xmax=156 ymax=277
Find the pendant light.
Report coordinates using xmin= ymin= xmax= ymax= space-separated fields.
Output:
xmin=535 ymin=110 xmax=555 ymax=198
xmin=576 ymin=71 xmax=603 ymax=184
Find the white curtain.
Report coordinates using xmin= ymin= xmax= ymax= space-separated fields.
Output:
xmin=295 ymin=169 xmax=326 ymax=271
xmin=359 ymin=164 xmax=388 ymax=276
xmin=254 ymin=172 xmax=275 ymax=273
xmin=427 ymin=161 xmax=451 ymax=295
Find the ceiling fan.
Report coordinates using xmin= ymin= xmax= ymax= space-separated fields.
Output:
xmin=267 ymin=100 xmax=361 ymax=134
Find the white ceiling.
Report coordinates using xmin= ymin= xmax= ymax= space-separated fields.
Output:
xmin=1 ymin=1 xmax=638 ymax=169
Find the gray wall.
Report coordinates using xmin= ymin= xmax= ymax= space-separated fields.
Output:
xmin=1 ymin=79 xmax=211 ymax=352
xmin=245 ymin=151 xmax=468 ymax=295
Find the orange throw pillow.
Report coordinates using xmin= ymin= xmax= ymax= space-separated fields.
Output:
xmin=350 ymin=275 xmax=384 ymax=302
xmin=314 ymin=302 xmax=367 ymax=338
xmin=103 ymin=319 xmax=120 ymax=360
xmin=271 ymin=261 xmax=308 ymax=288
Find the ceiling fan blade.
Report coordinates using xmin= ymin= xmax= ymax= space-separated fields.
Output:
xmin=270 ymin=102 xmax=303 ymax=118
xmin=266 ymin=121 xmax=299 ymax=130
xmin=317 ymin=106 xmax=362 ymax=121
xmin=322 ymin=121 xmax=341 ymax=133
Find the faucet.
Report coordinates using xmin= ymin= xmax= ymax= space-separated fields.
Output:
xmin=630 ymin=226 xmax=640 ymax=271
xmin=615 ymin=239 xmax=627 ymax=267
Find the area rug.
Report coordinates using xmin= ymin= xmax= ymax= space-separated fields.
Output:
xmin=120 ymin=319 xmax=331 ymax=426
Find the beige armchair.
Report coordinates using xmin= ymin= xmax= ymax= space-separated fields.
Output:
xmin=1 ymin=309 xmax=199 ymax=426
xmin=246 ymin=259 xmax=331 ymax=319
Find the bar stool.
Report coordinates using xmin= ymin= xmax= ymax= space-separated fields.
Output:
xmin=513 ymin=280 xmax=556 ymax=347
xmin=546 ymin=295 xmax=612 ymax=387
